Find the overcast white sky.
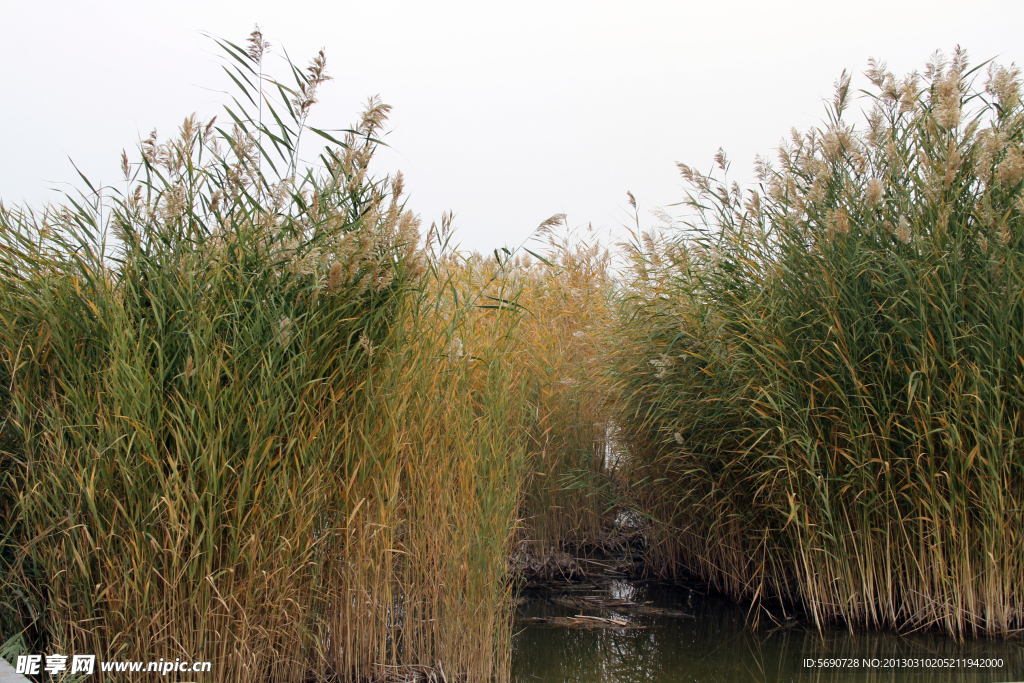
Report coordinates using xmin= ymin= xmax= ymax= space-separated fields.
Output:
xmin=2 ymin=0 xmax=1023 ymax=252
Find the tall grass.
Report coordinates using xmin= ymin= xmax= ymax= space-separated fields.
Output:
xmin=0 ymin=30 xmax=618 ymax=682
xmin=13 ymin=25 xmax=1008 ymax=681
xmin=508 ymin=226 xmax=616 ymax=553
xmin=0 ymin=32 xmax=536 ymax=683
xmin=613 ymin=50 xmax=1024 ymax=637
xmin=416 ymin=224 xmax=618 ymax=558
xmin=0 ymin=35 xmax=411 ymax=681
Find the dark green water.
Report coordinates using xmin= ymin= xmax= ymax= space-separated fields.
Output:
xmin=512 ymin=579 xmax=1024 ymax=683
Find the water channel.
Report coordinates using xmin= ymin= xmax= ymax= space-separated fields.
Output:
xmin=512 ymin=577 xmax=1024 ymax=683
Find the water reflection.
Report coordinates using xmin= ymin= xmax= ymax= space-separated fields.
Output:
xmin=513 ymin=581 xmax=1024 ymax=683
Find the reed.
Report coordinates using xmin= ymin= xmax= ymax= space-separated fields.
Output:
xmin=508 ymin=226 xmax=617 ymax=553
xmin=0 ymin=30 xmax=618 ymax=681
xmin=0 ymin=32 xmax=543 ymax=683
xmin=418 ymin=224 xmax=618 ymax=559
xmin=612 ymin=50 xmax=1024 ymax=637
xmin=0 ymin=36 xmax=415 ymax=680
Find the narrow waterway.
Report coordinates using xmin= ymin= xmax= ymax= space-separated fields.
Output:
xmin=512 ymin=578 xmax=1024 ymax=683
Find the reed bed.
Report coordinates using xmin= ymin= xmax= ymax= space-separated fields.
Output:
xmin=506 ymin=226 xmax=617 ymax=553
xmin=6 ymin=25 xmax=1010 ymax=682
xmin=0 ymin=33 xmax=420 ymax=680
xmin=372 ymin=222 xmax=617 ymax=677
xmin=612 ymin=50 xmax=1024 ymax=638
xmin=0 ymin=31 xmax=616 ymax=682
